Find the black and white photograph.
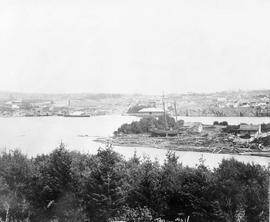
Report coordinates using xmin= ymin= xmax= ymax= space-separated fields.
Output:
xmin=1 ymin=0 xmax=270 ymax=221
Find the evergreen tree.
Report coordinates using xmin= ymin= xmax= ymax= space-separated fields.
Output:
xmin=0 ymin=150 xmax=31 ymax=221
xmin=82 ymin=146 xmax=126 ymax=222
xmin=27 ymin=143 xmax=73 ymax=221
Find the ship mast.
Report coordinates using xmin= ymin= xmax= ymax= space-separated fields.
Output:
xmin=174 ymin=101 xmax=178 ymax=122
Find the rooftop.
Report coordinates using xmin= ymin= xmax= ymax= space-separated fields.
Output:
xmin=239 ymin=124 xmax=260 ymax=131
xmin=138 ymin=107 xmax=165 ymax=113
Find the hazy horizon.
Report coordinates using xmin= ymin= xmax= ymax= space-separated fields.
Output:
xmin=1 ymin=88 xmax=270 ymax=97
xmin=1 ymin=0 xmax=270 ymax=94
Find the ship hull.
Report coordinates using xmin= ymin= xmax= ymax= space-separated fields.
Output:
xmin=64 ymin=115 xmax=90 ymax=117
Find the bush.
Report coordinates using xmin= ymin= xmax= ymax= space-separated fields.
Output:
xmin=261 ymin=123 xmax=270 ymax=133
xmin=213 ymin=121 xmax=228 ymax=126
xmin=222 ymin=125 xmax=239 ymax=134
xmin=115 ymin=115 xmax=183 ymax=135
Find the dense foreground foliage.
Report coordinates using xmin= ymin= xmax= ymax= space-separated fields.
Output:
xmin=0 ymin=144 xmax=268 ymax=222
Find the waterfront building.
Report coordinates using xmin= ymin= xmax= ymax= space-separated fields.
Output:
xmin=238 ymin=124 xmax=261 ymax=138
xmin=137 ymin=107 xmax=165 ymax=117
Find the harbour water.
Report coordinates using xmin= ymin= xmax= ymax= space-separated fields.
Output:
xmin=0 ymin=115 xmax=270 ymax=168
xmin=178 ymin=116 xmax=270 ymax=125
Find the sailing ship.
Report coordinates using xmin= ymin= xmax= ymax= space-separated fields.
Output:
xmin=149 ymin=94 xmax=180 ymax=137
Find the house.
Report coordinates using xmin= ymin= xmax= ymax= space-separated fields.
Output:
xmin=137 ymin=107 xmax=165 ymax=117
xmin=11 ymin=104 xmax=20 ymax=110
xmin=217 ymin=97 xmax=227 ymax=102
xmin=238 ymin=124 xmax=261 ymax=138
xmin=31 ymin=101 xmax=53 ymax=108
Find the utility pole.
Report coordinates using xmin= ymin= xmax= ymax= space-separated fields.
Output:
xmin=162 ymin=92 xmax=168 ymax=130
xmin=268 ymin=92 xmax=270 ymax=116
xmin=268 ymin=163 xmax=270 ymax=222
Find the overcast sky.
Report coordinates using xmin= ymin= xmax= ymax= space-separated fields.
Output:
xmin=0 ymin=0 xmax=270 ymax=94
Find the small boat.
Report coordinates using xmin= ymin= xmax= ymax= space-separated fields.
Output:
xmin=64 ymin=114 xmax=90 ymax=117
xmin=25 ymin=114 xmax=34 ymax=117
xmin=78 ymin=134 xmax=89 ymax=137
xmin=64 ymin=111 xmax=90 ymax=117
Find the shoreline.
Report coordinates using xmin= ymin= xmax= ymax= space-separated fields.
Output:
xmin=1 ymin=113 xmax=270 ymax=118
xmin=94 ymin=135 xmax=270 ymax=158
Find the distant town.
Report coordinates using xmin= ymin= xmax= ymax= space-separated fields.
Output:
xmin=0 ymin=90 xmax=270 ymax=117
